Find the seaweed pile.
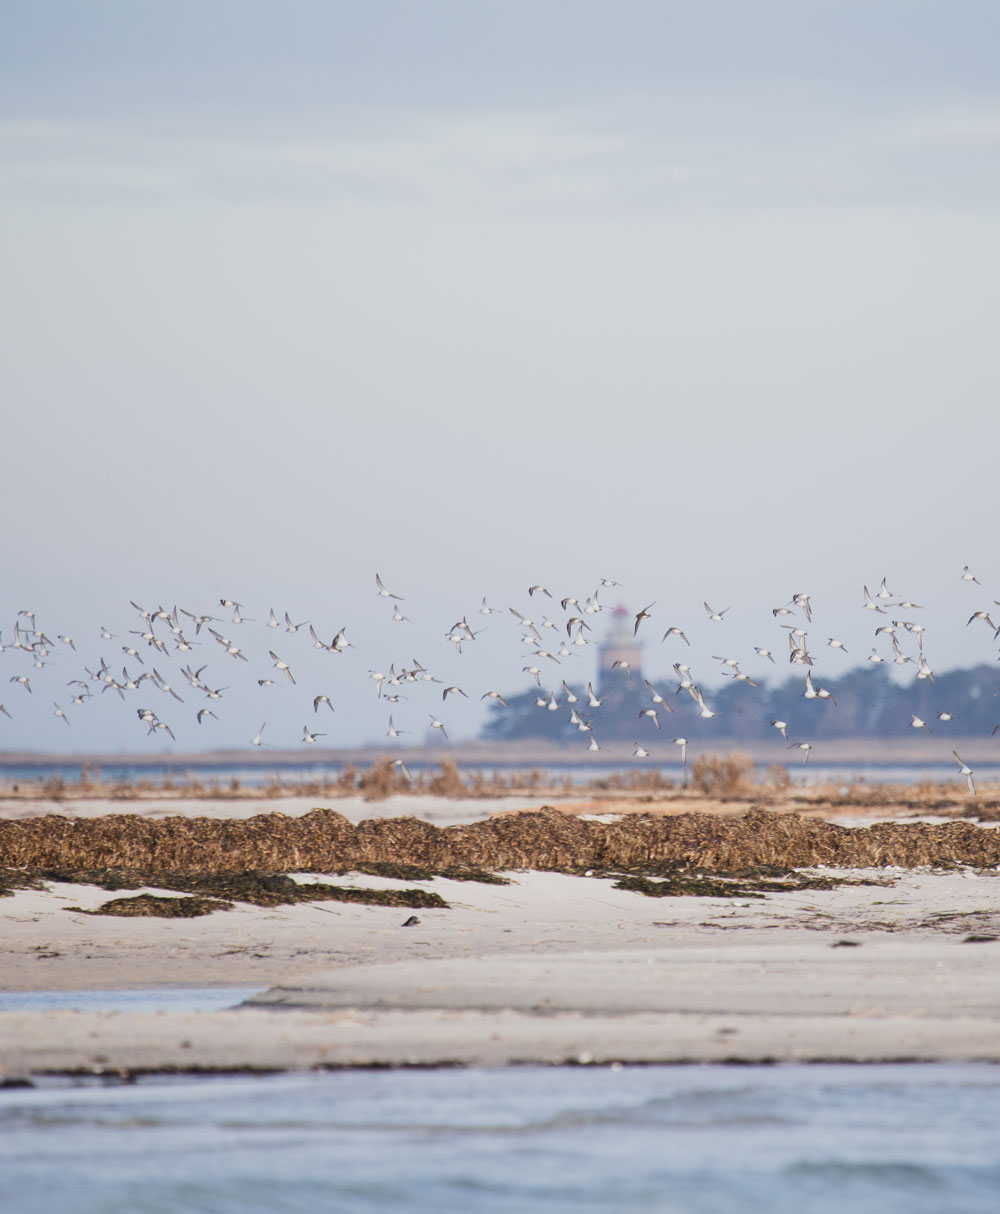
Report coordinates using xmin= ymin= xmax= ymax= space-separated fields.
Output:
xmin=3 ymin=805 xmax=1000 ymax=874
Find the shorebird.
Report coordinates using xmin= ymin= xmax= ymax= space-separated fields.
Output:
xmin=586 ymin=683 xmax=602 ymax=707
xmin=151 ymin=669 xmax=184 ymax=702
xmin=611 ymin=659 xmax=634 ymax=680
xmin=910 ymin=714 xmax=931 ymax=732
xmin=523 ymin=666 xmax=543 ymax=686
xmin=952 ymin=751 xmax=976 ymax=795
xmin=827 ymin=638 xmax=848 ymax=654
xmin=0 ymin=705 xmax=11 ymax=720
xmin=788 ymin=742 xmax=813 ymax=764
xmin=662 ymin=626 xmax=690 ymax=645
xmin=877 ymin=577 xmax=895 ymax=600
xmin=587 ymin=735 xmax=601 ymax=751
xmin=308 ymin=625 xmax=333 ymax=652
xmin=208 ymin=631 xmax=248 ymax=661
xmin=251 ymin=724 xmax=266 ymax=747
xmin=791 ymin=593 xmax=813 ymax=622
xmin=376 ymin=573 xmax=403 ymax=600
xmin=52 ymin=703 xmax=70 ymax=725
xmin=9 ymin=675 xmax=30 ymax=693
xmin=528 ymin=585 xmax=552 ymax=598
xmin=633 ymin=603 xmax=654 ymax=635
xmin=428 ymin=714 xmax=448 ymax=740
xmin=220 ymin=599 xmax=253 ymax=625
xmin=442 ymin=685 xmax=468 ymax=700
xmin=754 ymin=647 xmax=775 ymax=662
xmin=937 ymin=710 xmax=953 ymax=722
xmin=968 ymin=611 xmax=997 ymax=630
xmin=196 ymin=708 xmax=217 ymax=725
xmin=302 ymin=726 xmax=325 ymax=744
xmin=644 ymin=679 xmax=672 ymax=710
xmin=313 ymin=695 xmax=335 ymax=713
xmin=703 ymin=602 xmax=730 ymax=622
xmin=599 ymin=578 xmax=622 ymax=588
xmin=863 ymin=586 xmax=886 ymax=613
xmin=179 ymin=608 xmax=218 ymax=634
xmin=284 ymin=613 xmax=308 ymax=634
xmin=386 ymin=716 xmax=408 ymax=738
xmin=633 ymin=742 xmax=650 ymax=758
xmin=269 ymin=652 xmax=295 ymax=684
xmin=962 ymin=566 xmax=980 ymax=584
xmin=392 ymin=758 xmax=412 ymax=780
xmin=770 ymin=719 xmax=788 ymax=740
xmin=638 ymin=708 xmax=660 ymax=729
xmin=481 ymin=690 xmax=509 ymax=707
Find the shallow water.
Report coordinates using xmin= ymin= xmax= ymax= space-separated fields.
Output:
xmin=4 ymin=758 xmax=1000 ymax=788
xmin=0 ymin=986 xmax=262 ymax=1015
xmin=2 ymin=1064 xmax=998 ymax=1213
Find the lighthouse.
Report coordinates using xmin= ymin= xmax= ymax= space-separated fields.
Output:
xmin=598 ymin=604 xmax=643 ymax=694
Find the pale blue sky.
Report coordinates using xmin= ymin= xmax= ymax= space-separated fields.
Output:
xmin=1 ymin=2 xmax=998 ymax=753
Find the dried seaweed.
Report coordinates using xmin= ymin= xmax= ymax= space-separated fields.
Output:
xmin=68 ymin=894 xmax=232 ymax=917
xmin=4 ymin=806 xmax=1000 ymax=878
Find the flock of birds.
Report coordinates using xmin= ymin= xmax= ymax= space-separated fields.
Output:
xmin=2 ymin=567 xmax=999 ymax=791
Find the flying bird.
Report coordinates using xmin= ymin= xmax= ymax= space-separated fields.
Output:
xmin=375 ymin=573 xmax=403 ymax=600
xmin=952 ymin=751 xmax=976 ymax=795
xmin=633 ymin=603 xmax=655 ymax=635
xmin=269 ymin=652 xmax=295 ymax=684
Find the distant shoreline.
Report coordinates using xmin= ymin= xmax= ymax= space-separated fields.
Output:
xmin=2 ymin=735 xmax=999 ymax=768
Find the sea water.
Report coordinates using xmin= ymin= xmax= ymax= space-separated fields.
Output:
xmin=1 ymin=1064 xmax=998 ymax=1213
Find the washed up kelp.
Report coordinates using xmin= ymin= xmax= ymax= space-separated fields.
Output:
xmin=3 ymin=806 xmax=1000 ymax=875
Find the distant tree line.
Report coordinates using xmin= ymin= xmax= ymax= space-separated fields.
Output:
xmin=480 ymin=664 xmax=1000 ymax=743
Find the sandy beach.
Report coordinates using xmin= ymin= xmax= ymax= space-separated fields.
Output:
xmin=3 ymin=792 xmax=1000 ymax=1074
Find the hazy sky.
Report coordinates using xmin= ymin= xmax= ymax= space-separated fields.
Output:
xmin=2 ymin=2 xmax=999 ymax=754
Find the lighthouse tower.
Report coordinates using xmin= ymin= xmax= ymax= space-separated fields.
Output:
xmin=598 ymin=604 xmax=643 ymax=694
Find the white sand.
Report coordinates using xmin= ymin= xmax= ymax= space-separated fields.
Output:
xmin=3 ymin=865 xmax=1000 ymax=1073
